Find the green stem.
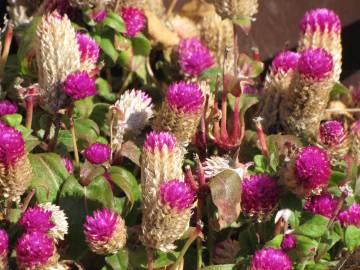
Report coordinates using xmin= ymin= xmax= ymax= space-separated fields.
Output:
xmin=70 ymin=117 xmax=80 ymax=170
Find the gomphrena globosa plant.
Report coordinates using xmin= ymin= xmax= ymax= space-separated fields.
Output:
xmin=298 ymin=8 xmax=342 ymax=81
xmin=0 ymin=125 xmax=32 ymax=202
xmin=280 ymin=48 xmax=334 ymax=137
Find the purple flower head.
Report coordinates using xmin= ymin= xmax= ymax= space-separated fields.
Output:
xmin=241 ymin=175 xmax=280 ymax=218
xmin=62 ymin=157 xmax=73 ymax=174
xmin=76 ymin=33 xmax=100 ymax=64
xmin=300 ymin=8 xmax=341 ymax=34
xmin=339 ymin=203 xmax=360 ymax=227
xmin=91 ymin=10 xmax=108 ymax=22
xmin=0 ymin=120 xmax=7 ymax=129
xmin=166 ymin=81 xmax=204 ymax=113
xmin=178 ymin=38 xmax=213 ymax=77
xmin=319 ymin=120 xmax=346 ymax=147
xmin=84 ymin=208 xmax=119 ymax=242
xmin=160 ymin=179 xmax=195 ymax=211
xmin=298 ymin=48 xmax=333 ymax=81
xmin=304 ymin=192 xmax=338 ymax=219
xmin=281 ymin=234 xmax=296 ymax=252
xmin=0 ymin=229 xmax=8 ymax=256
xmin=121 ymin=7 xmax=146 ymax=38
xmin=63 ymin=72 xmax=97 ymax=100
xmin=272 ymin=51 xmax=300 ymax=73
xmin=19 ymin=206 xmax=55 ymax=233
xmin=0 ymin=100 xmax=18 ymax=116
xmin=84 ymin=143 xmax=111 ymax=165
xmin=144 ymin=131 xmax=177 ymax=153
xmin=295 ymin=146 xmax=331 ymax=191
xmin=250 ymin=248 xmax=292 ymax=270
xmin=16 ymin=232 xmax=54 ymax=268
xmin=0 ymin=126 xmax=25 ymax=166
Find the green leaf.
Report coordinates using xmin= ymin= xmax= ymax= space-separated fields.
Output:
xmin=295 ymin=235 xmax=318 ymax=257
xmin=29 ymin=153 xmax=70 ymax=202
xmin=25 ymin=134 xmax=41 ymax=152
xmin=201 ymin=265 xmax=236 ymax=270
xmin=98 ymin=36 xmax=119 ymax=62
xmin=2 ymin=113 xmax=23 ymax=127
xmin=85 ymin=177 xmax=114 ymax=209
xmin=296 ymin=215 xmax=329 ymax=238
xmin=131 ymin=34 xmax=151 ymax=56
xmin=108 ymin=166 xmax=141 ymax=206
xmin=265 ymin=234 xmax=284 ymax=249
xmin=232 ymin=17 xmax=252 ymax=34
xmin=74 ymin=118 xmax=100 ymax=147
xmin=90 ymin=103 xmax=110 ymax=133
xmin=330 ymin=170 xmax=347 ymax=186
xmin=129 ymin=248 xmax=178 ymax=269
xmin=74 ymin=97 xmax=94 ymax=118
xmin=237 ymin=53 xmax=264 ymax=78
xmin=105 ymin=250 xmax=129 ymax=270
xmin=58 ymin=130 xmax=74 ymax=151
xmin=96 ymin=78 xmax=116 ymax=102
xmin=209 ymin=169 xmax=242 ymax=230
xmin=330 ymin=82 xmax=349 ymax=97
xmin=254 ymin=155 xmax=267 ymax=173
xmin=102 ymin=12 xmax=125 ymax=33
xmin=345 ymin=225 xmax=360 ymax=252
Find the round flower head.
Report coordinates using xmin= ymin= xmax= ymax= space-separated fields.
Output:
xmin=0 ymin=229 xmax=8 ymax=256
xmin=0 ymin=126 xmax=25 ymax=166
xmin=304 ymin=192 xmax=338 ymax=219
xmin=298 ymin=48 xmax=333 ymax=81
xmin=143 ymin=131 xmax=177 ymax=153
xmin=319 ymin=120 xmax=346 ymax=146
xmin=250 ymin=248 xmax=292 ymax=270
xmin=39 ymin=203 xmax=69 ymax=241
xmin=84 ymin=208 xmax=127 ymax=255
xmin=178 ymin=38 xmax=213 ymax=77
xmin=338 ymin=203 xmax=360 ymax=227
xmin=16 ymin=232 xmax=55 ymax=269
xmin=300 ymin=8 xmax=341 ymax=34
xmin=295 ymin=146 xmax=331 ymax=193
xmin=166 ymin=81 xmax=204 ymax=113
xmin=63 ymin=72 xmax=97 ymax=100
xmin=241 ymin=175 xmax=280 ymax=220
xmin=121 ymin=7 xmax=146 ymax=38
xmin=0 ymin=100 xmax=18 ymax=116
xmin=281 ymin=234 xmax=296 ymax=252
xmin=84 ymin=143 xmax=111 ymax=165
xmin=62 ymin=157 xmax=73 ymax=174
xmin=19 ymin=206 xmax=55 ymax=233
xmin=76 ymin=33 xmax=100 ymax=66
xmin=160 ymin=179 xmax=195 ymax=211
xmin=272 ymin=51 xmax=300 ymax=74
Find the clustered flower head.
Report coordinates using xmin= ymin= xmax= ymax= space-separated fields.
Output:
xmin=159 ymin=179 xmax=195 ymax=211
xmin=39 ymin=203 xmax=69 ymax=241
xmin=319 ymin=120 xmax=346 ymax=147
xmin=338 ymin=203 xmax=360 ymax=228
xmin=304 ymin=192 xmax=338 ymax=219
xmin=281 ymin=234 xmax=297 ymax=252
xmin=271 ymin=51 xmax=300 ymax=74
xmin=297 ymin=48 xmax=333 ymax=81
xmin=76 ymin=33 xmax=100 ymax=74
xmin=84 ymin=143 xmax=111 ymax=164
xmin=300 ymin=8 xmax=341 ymax=34
xmin=241 ymin=174 xmax=280 ymax=220
xmin=121 ymin=7 xmax=146 ymax=38
xmin=177 ymin=38 xmax=213 ymax=77
xmin=63 ymin=71 xmax=97 ymax=100
xmin=143 ymin=131 xmax=177 ymax=153
xmin=84 ymin=208 xmax=127 ymax=255
xmin=0 ymin=126 xmax=25 ymax=167
xmin=91 ymin=10 xmax=108 ymax=22
xmin=16 ymin=231 xmax=55 ymax=269
xmin=0 ymin=100 xmax=18 ymax=116
xmin=0 ymin=229 xmax=8 ymax=269
xmin=295 ymin=146 xmax=331 ymax=195
xmin=250 ymin=248 xmax=292 ymax=270
xmin=19 ymin=206 xmax=55 ymax=233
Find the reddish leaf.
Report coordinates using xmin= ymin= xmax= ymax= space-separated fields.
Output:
xmin=120 ymin=140 xmax=141 ymax=166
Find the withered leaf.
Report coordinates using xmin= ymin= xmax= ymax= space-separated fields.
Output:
xmin=120 ymin=140 xmax=141 ymax=166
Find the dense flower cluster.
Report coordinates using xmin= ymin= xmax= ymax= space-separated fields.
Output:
xmin=250 ymin=248 xmax=292 ymax=270
xmin=84 ymin=143 xmax=111 ymax=164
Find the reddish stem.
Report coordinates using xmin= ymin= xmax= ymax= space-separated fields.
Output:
xmin=254 ymin=118 xmax=269 ymax=158
xmin=185 ymin=165 xmax=199 ymax=192
xmin=0 ymin=22 xmax=13 ymax=79
xmin=25 ymin=96 xmax=34 ymax=130
xmin=147 ymin=247 xmax=153 ymax=270
xmin=230 ymin=96 xmax=240 ymax=143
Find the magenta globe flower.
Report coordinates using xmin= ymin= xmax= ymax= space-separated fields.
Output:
xmin=143 ymin=131 xmax=177 ymax=153
xmin=272 ymin=51 xmax=300 ymax=73
xmin=304 ymin=192 xmax=338 ymax=219
xmin=298 ymin=48 xmax=333 ymax=81
xmin=281 ymin=234 xmax=297 ymax=252
xmin=84 ymin=208 xmax=127 ymax=255
xmin=76 ymin=33 xmax=100 ymax=65
xmin=19 ymin=206 xmax=55 ymax=233
xmin=339 ymin=203 xmax=360 ymax=228
xmin=62 ymin=157 xmax=74 ymax=174
xmin=241 ymin=175 xmax=280 ymax=220
xmin=250 ymin=248 xmax=292 ymax=270
xmin=0 ymin=229 xmax=8 ymax=256
xmin=16 ymin=232 xmax=55 ymax=269
xmin=91 ymin=10 xmax=108 ymax=22
xmin=121 ymin=7 xmax=146 ymax=38
xmin=63 ymin=72 xmax=97 ymax=100
xmin=295 ymin=146 xmax=331 ymax=194
xmin=300 ymin=8 xmax=341 ymax=34
xmin=84 ymin=143 xmax=111 ymax=165
xmin=319 ymin=120 xmax=346 ymax=147
xmin=0 ymin=100 xmax=18 ymax=116
xmin=0 ymin=126 xmax=25 ymax=167
xmin=178 ymin=38 xmax=213 ymax=77
xmin=160 ymin=179 xmax=195 ymax=211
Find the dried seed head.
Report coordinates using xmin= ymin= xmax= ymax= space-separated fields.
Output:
xmin=84 ymin=208 xmax=127 ymax=255
xmin=167 ymin=15 xmax=200 ymax=40
xmin=250 ymin=248 xmax=292 ymax=270
xmin=36 ymin=11 xmax=80 ymax=114
xmin=209 ymin=0 xmax=259 ymax=21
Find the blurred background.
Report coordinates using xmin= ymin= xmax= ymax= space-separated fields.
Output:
xmin=1 ymin=0 xmax=360 ymax=85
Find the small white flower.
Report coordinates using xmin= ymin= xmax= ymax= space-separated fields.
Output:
xmin=40 ymin=203 xmax=68 ymax=241
xmin=274 ymin=209 xmax=293 ymax=224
